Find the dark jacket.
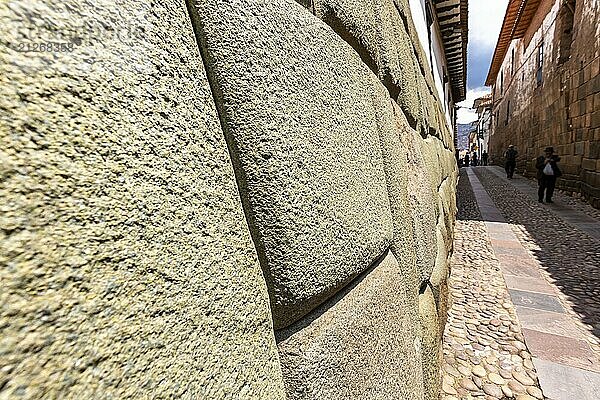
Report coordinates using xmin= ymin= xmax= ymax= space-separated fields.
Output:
xmin=535 ymin=155 xmax=562 ymax=179
xmin=504 ymin=149 xmax=517 ymax=161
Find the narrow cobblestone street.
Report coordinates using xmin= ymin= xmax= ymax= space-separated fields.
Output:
xmin=442 ymin=167 xmax=600 ymax=400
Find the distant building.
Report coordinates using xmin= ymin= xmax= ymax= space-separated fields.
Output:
xmin=457 ymin=123 xmax=473 ymax=151
xmin=485 ymin=0 xmax=599 ymax=206
xmin=472 ymin=93 xmax=493 ymax=160
xmin=468 ymin=121 xmax=477 ymax=154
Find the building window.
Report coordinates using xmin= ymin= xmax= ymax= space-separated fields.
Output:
xmin=536 ymin=43 xmax=544 ymax=85
xmin=505 ymin=101 xmax=510 ymax=126
xmin=500 ymin=71 xmax=504 ymax=94
xmin=511 ymin=48 xmax=515 ymax=75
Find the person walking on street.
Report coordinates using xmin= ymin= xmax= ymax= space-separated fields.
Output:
xmin=464 ymin=153 xmax=470 ymax=167
xmin=536 ymin=146 xmax=562 ymax=203
xmin=472 ymin=153 xmax=478 ymax=167
xmin=482 ymin=151 xmax=489 ymax=166
xmin=504 ymin=145 xmax=517 ymax=178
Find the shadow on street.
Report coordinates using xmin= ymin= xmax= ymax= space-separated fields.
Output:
xmin=467 ymin=167 xmax=600 ymax=339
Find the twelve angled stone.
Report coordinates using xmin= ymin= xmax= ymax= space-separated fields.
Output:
xmin=191 ymin=0 xmax=394 ymax=328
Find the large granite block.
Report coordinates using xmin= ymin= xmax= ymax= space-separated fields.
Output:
xmin=423 ymin=92 xmax=441 ymax=136
xmin=438 ymin=176 xmax=457 ymax=247
xmin=399 ymin=124 xmax=438 ymax=284
xmin=418 ymin=284 xmax=442 ymax=400
xmin=0 ymin=1 xmax=284 ymax=398
xmin=191 ymin=0 xmax=394 ymax=328
xmin=430 ymin=223 xmax=451 ymax=308
xmin=421 ymin=137 xmax=444 ymax=193
xmin=370 ymin=69 xmax=450 ymax=400
xmin=431 ymin=137 xmax=455 ymax=181
xmin=393 ymin=0 xmax=449 ymax=143
xmin=277 ymin=251 xmax=425 ymax=400
xmin=307 ymin=0 xmax=430 ymax=135
xmin=372 ymin=82 xmax=418 ymax=288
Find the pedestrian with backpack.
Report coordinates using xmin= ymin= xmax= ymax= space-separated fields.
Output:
xmin=535 ymin=146 xmax=562 ymax=203
xmin=504 ymin=145 xmax=517 ymax=178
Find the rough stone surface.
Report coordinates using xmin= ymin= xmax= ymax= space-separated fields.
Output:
xmin=0 ymin=0 xmax=285 ymax=398
xmin=431 ymin=226 xmax=450 ymax=305
xmin=192 ymin=0 xmax=394 ymax=328
xmin=371 ymin=57 xmax=456 ymax=400
xmin=403 ymin=128 xmax=439 ymax=283
xmin=488 ymin=0 xmax=600 ymax=207
xmin=371 ymin=82 xmax=417 ymax=288
xmin=309 ymin=0 xmax=428 ymax=135
xmin=277 ymin=251 xmax=425 ymax=399
xmin=475 ymin=168 xmax=600 ymax=349
xmin=391 ymin=0 xmax=439 ymax=97
xmin=419 ymin=285 xmax=442 ymax=400
xmin=441 ymin=170 xmax=543 ymax=400
xmin=1 ymin=0 xmax=459 ymax=398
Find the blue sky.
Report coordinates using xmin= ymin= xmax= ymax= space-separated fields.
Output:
xmin=457 ymin=0 xmax=509 ymax=123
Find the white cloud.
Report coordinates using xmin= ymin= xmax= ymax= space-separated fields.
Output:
xmin=457 ymin=108 xmax=478 ymax=125
xmin=457 ymin=86 xmax=490 ymax=124
xmin=469 ymin=0 xmax=510 ymax=49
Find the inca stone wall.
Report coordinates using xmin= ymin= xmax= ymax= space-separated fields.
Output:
xmin=1 ymin=0 xmax=457 ymax=398
xmin=488 ymin=0 xmax=600 ymax=207
xmin=0 ymin=0 xmax=285 ymax=398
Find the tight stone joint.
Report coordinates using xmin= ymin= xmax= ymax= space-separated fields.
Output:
xmin=275 ymin=247 xmax=392 ymax=342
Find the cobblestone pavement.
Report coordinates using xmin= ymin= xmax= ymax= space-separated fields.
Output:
xmin=441 ymin=170 xmax=544 ymax=400
xmin=474 ymin=168 xmax=600 ymax=347
xmin=496 ymin=170 xmax=600 ymax=221
xmin=485 ymin=167 xmax=600 ymax=241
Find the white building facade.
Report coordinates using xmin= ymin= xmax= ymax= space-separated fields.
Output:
xmin=409 ymin=0 xmax=468 ymax=132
